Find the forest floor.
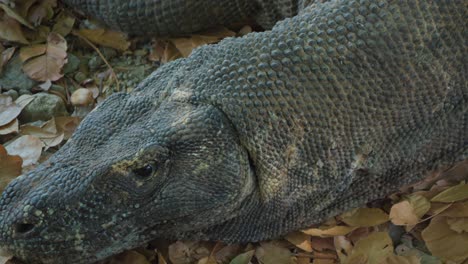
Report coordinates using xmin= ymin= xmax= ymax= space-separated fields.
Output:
xmin=0 ymin=1 xmax=467 ymax=264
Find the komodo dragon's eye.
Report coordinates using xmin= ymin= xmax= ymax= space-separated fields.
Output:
xmin=132 ymin=164 xmax=156 ymax=178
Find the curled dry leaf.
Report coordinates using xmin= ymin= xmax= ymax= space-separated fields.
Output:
xmin=22 ymin=32 xmax=67 ymax=82
xmin=431 ymin=182 xmax=468 ymax=203
xmin=302 ymin=225 xmax=357 ymax=238
xmin=5 ymin=135 xmax=42 ymax=167
xmin=339 ymin=208 xmax=389 ymax=227
xmin=285 ymin=231 xmax=313 ymax=252
xmin=75 ymin=28 xmax=130 ymax=51
xmin=421 ymin=216 xmax=468 ymax=263
xmin=0 ymin=119 xmax=18 ymax=135
xmin=20 ymin=118 xmax=65 ymax=149
xmin=0 ymin=144 xmax=22 ymax=193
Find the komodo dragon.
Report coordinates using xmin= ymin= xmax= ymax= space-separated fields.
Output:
xmin=0 ymin=0 xmax=466 ymax=263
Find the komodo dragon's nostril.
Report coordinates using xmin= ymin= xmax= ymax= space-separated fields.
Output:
xmin=14 ymin=223 xmax=36 ymax=234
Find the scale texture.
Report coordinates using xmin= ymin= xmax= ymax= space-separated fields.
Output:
xmin=0 ymin=0 xmax=466 ymax=263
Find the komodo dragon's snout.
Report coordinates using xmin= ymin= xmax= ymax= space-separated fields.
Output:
xmin=0 ymin=92 xmax=254 ymax=263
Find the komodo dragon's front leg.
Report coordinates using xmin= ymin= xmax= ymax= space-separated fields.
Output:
xmin=0 ymin=1 xmax=466 ymax=263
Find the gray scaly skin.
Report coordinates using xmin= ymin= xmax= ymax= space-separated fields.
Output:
xmin=0 ymin=0 xmax=467 ymax=263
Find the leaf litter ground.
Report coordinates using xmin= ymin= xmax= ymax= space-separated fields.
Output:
xmin=0 ymin=1 xmax=467 ymax=264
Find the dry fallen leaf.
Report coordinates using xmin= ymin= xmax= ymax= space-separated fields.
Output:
xmin=0 ymin=95 xmax=22 ymax=127
xmin=421 ymin=216 xmax=468 ymax=263
xmin=75 ymin=28 xmax=130 ymax=51
xmin=340 ymin=208 xmax=389 ymax=227
xmin=390 ymin=201 xmax=420 ymax=226
xmin=22 ymin=32 xmax=67 ymax=81
xmin=5 ymin=135 xmax=42 ymax=167
xmin=344 ymin=232 xmax=394 ymax=264
xmin=0 ymin=16 xmax=28 ymax=44
xmin=255 ymin=242 xmax=291 ymax=264
xmin=302 ymin=225 xmax=357 ymax=238
xmin=0 ymin=144 xmax=22 ymax=192
xmin=431 ymin=182 xmax=468 ymax=203
xmin=0 ymin=2 xmax=34 ymax=29
xmin=446 ymin=217 xmax=468 ymax=233
xmin=439 ymin=201 xmax=468 ymax=218
xmin=52 ymin=12 xmax=75 ymax=36
xmin=197 ymin=256 xmax=217 ymax=264
xmin=0 ymin=118 xmax=19 ymax=135
xmin=21 ymin=118 xmax=65 ymax=149
xmin=285 ymin=231 xmax=313 ymax=252
xmin=0 ymin=46 xmax=15 ymax=72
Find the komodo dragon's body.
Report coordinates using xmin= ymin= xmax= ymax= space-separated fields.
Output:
xmin=0 ymin=0 xmax=466 ymax=263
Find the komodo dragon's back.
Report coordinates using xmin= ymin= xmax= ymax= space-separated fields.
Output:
xmin=0 ymin=0 xmax=466 ymax=263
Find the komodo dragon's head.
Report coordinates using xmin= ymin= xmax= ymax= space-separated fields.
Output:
xmin=0 ymin=75 xmax=255 ymax=263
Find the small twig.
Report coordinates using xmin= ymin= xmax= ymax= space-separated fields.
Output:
xmin=71 ymin=31 xmax=121 ymax=92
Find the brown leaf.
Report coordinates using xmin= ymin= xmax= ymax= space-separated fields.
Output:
xmin=26 ymin=0 xmax=57 ymax=26
xmin=255 ymin=242 xmax=291 ymax=264
xmin=5 ymin=135 xmax=42 ymax=167
xmin=0 ymin=118 xmax=19 ymax=135
xmin=0 ymin=144 xmax=22 ymax=193
xmin=334 ymin=236 xmax=353 ymax=263
xmin=339 ymin=208 xmax=389 ymax=227
xmin=421 ymin=216 xmax=468 ymax=263
xmin=52 ymin=12 xmax=75 ymax=37
xmin=54 ymin=116 xmax=80 ymax=139
xmin=197 ymin=256 xmax=217 ymax=264
xmin=19 ymin=44 xmax=47 ymax=62
xmin=439 ymin=201 xmax=468 ymax=218
xmin=0 ymin=3 xmax=34 ymax=29
xmin=431 ymin=182 xmax=468 ymax=203
xmin=22 ymin=32 xmax=67 ymax=81
xmin=302 ymin=226 xmax=357 ymax=237
xmin=285 ymin=232 xmax=313 ymax=252
xmin=389 ymin=201 xmax=419 ymax=226
xmin=0 ymin=16 xmax=28 ymax=44
xmin=0 ymin=95 xmax=22 ymax=126
xmin=75 ymin=28 xmax=130 ymax=51
xmin=344 ymin=232 xmax=394 ymax=264
xmin=0 ymin=46 xmax=15 ymax=72
xmin=170 ymin=27 xmax=235 ymax=57
xmin=446 ymin=217 xmax=468 ymax=233
xmin=383 ymin=255 xmax=420 ymax=264
xmin=406 ymin=194 xmax=431 ymax=218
